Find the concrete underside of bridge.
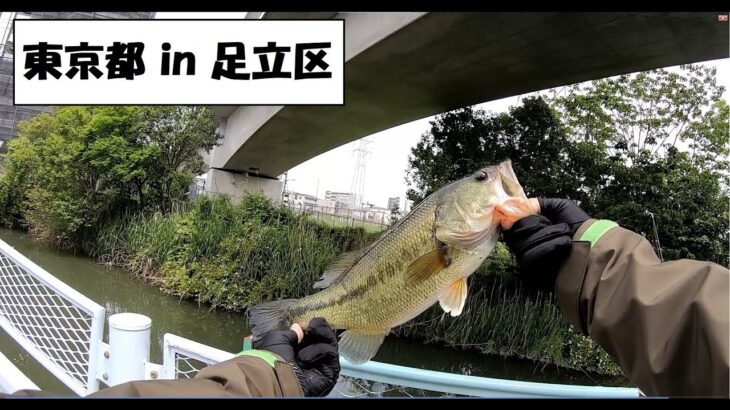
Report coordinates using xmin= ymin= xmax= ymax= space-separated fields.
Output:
xmin=207 ymin=12 xmax=729 ymax=201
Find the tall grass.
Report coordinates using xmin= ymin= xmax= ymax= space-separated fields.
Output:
xmin=391 ymin=271 xmax=620 ymax=374
xmin=92 ymin=193 xmax=375 ymax=310
xmin=91 ymin=192 xmax=621 ymax=376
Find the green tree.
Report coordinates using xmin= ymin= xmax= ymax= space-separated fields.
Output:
xmin=554 ymin=65 xmax=726 ymax=165
xmin=406 ymin=96 xmax=581 ymax=204
xmin=406 ymin=64 xmax=728 ymax=265
xmin=0 ymin=105 xmax=220 ymax=248
xmin=552 ymin=64 xmax=729 ymax=264
xmin=131 ymin=106 xmax=220 ymax=210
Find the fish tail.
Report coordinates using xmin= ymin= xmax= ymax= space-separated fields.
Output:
xmin=247 ymin=299 xmax=296 ymax=341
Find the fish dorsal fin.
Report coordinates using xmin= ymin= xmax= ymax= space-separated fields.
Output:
xmin=439 ymin=276 xmax=468 ymax=317
xmin=313 ymin=249 xmax=365 ymax=289
xmin=404 ymin=244 xmax=450 ymax=285
xmin=338 ymin=329 xmax=388 ymax=364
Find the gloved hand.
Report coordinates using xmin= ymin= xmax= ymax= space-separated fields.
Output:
xmin=537 ymin=198 xmax=591 ymax=236
xmin=253 ymin=317 xmax=340 ymax=397
xmin=502 ymin=198 xmax=591 ymax=291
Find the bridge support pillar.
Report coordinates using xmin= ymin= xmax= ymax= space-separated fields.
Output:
xmin=204 ymin=168 xmax=283 ymax=204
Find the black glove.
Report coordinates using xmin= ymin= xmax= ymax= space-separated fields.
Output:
xmin=253 ymin=318 xmax=340 ymax=397
xmin=537 ymin=198 xmax=591 ymax=236
xmin=502 ymin=214 xmax=574 ymax=291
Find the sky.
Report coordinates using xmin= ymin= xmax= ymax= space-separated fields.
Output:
xmin=156 ymin=12 xmax=729 ymax=210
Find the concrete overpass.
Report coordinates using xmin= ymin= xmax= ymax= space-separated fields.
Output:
xmin=205 ymin=12 xmax=729 ymax=201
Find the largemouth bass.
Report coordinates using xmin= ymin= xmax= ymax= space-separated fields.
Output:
xmin=248 ymin=159 xmax=535 ymax=364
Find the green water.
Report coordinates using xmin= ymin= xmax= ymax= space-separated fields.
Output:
xmin=0 ymin=228 xmax=629 ymax=396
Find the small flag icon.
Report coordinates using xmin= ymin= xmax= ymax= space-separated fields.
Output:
xmin=719 ymin=15 xmax=729 ymax=21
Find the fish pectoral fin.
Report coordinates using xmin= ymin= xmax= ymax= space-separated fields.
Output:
xmin=404 ymin=245 xmax=450 ymax=285
xmin=313 ymin=249 xmax=365 ymax=289
xmin=438 ymin=277 xmax=468 ymax=317
xmin=339 ymin=330 xmax=388 ymax=365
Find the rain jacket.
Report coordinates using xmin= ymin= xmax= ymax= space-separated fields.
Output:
xmin=89 ymin=350 xmax=304 ymax=397
xmin=556 ymin=219 xmax=729 ymax=397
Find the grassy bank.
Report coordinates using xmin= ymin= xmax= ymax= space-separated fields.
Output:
xmin=91 ymin=194 xmax=376 ymax=310
xmin=90 ymin=193 xmax=621 ymax=376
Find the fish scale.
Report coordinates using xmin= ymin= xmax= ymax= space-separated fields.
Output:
xmin=290 ymin=194 xmax=448 ymax=329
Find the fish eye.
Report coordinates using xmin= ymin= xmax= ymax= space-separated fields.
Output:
xmin=474 ymin=170 xmax=488 ymax=181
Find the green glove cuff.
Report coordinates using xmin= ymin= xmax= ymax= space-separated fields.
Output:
xmin=237 ymin=349 xmax=277 ymax=368
xmin=578 ymin=220 xmax=618 ymax=247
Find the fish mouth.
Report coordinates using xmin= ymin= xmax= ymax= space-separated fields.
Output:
xmin=496 ymin=160 xmax=522 ymax=197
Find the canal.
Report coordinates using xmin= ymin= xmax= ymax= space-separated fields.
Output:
xmin=0 ymin=228 xmax=629 ymax=396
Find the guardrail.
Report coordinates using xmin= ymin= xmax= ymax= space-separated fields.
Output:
xmin=158 ymin=333 xmax=641 ymax=398
xmin=0 ymin=240 xmax=105 ymax=396
xmin=162 ymin=333 xmax=236 ymax=380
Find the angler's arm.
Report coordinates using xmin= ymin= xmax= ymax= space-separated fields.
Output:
xmin=89 ymin=353 xmax=304 ymax=397
xmin=2 ymin=353 xmax=303 ymax=398
xmin=5 ymin=320 xmax=337 ymax=398
xmin=89 ymin=320 xmax=338 ymax=397
xmin=555 ymin=219 xmax=729 ymax=397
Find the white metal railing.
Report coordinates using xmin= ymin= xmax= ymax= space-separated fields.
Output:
xmin=157 ymin=334 xmax=432 ymax=397
xmin=156 ymin=334 xmax=436 ymax=397
xmin=155 ymin=334 xmax=642 ymax=398
xmin=161 ymin=333 xmax=236 ymax=380
xmin=0 ymin=240 xmax=105 ymax=396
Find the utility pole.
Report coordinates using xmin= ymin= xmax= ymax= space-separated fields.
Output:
xmin=281 ymin=172 xmax=288 ymax=202
xmin=281 ymin=172 xmax=296 ymax=203
xmin=315 ymin=177 xmax=320 ymax=202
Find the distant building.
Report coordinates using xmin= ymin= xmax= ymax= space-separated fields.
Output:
xmin=325 ymin=191 xmax=356 ymax=207
xmin=314 ymin=198 xmax=336 ymax=213
xmin=0 ymin=11 xmax=156 ymax=145
xmin=283 ymin=191 xmax=318 ymax=209
xmin=188 ymin=173 xmax=207 ymax=198
xmin=363 ymin=204 xmax=392 ymax=224
xmin=387 ymin=197 xmax=400 ymax=211
xmin=325 ymin=191 xmax=356 ymax=213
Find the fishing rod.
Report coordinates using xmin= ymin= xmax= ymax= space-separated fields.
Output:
xmin=645 ymin=211 xmax=664 ymax=262
xmin=615 ymin=210 xmax=664 ymax=262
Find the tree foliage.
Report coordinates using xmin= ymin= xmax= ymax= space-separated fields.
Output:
xmin=553 ymin=64 xmax=728 ymax=264
xmin=0 ymin=106 xmax=220 ymax=247
xmin=407 ymin=65 xmax=728 ymax=265
xmin=406 ymin=96 xmax=581 ymax=203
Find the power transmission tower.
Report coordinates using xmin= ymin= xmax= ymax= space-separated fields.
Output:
xmin=350 ymin=139 xmax=372 ymax=210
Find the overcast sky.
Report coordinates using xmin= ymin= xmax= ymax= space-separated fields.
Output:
xmin=156 ymin=12 xmax=729 ymax=210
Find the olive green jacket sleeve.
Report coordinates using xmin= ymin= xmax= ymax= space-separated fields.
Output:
xmin=5 ymin=352 xmax=304 ymax=398
xmin=556 ymin=219 xmax=729 ymax=397
xmin=87 ymin=352 xmax=304 ymax=398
